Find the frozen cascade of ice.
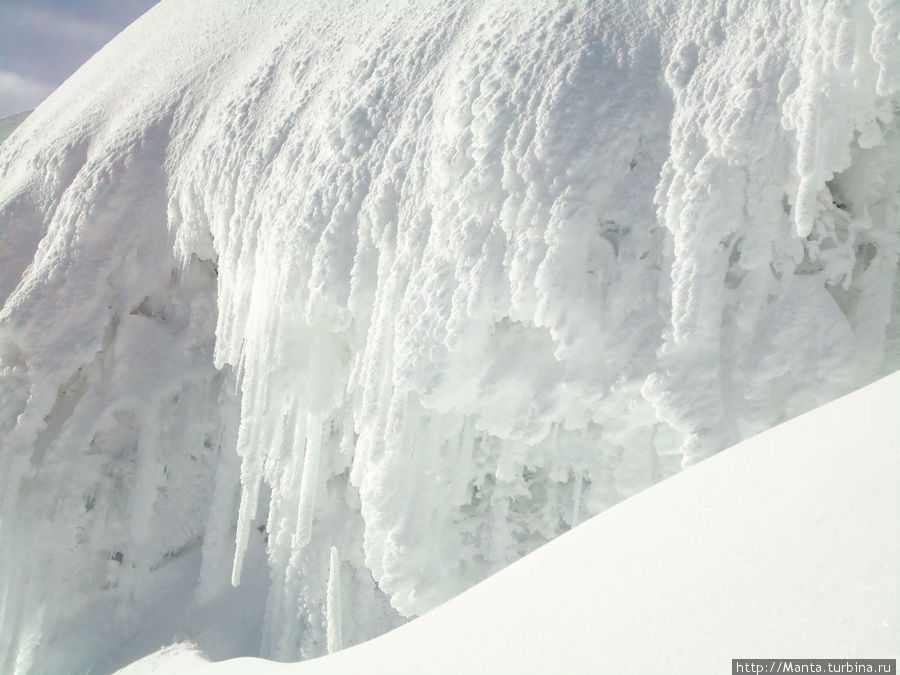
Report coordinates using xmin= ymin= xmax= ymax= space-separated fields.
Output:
xmin=0 ymin=1 xmax=898 ymax=672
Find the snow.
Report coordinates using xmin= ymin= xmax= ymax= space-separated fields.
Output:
xmin=116 ymin=370 xmax=900 ymax=674
xmin=0 ymin=111 xmax=32 ymax=146
xmin=0 ymin=1 xmax=898 ymax=672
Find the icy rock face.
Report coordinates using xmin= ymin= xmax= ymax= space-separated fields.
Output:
xmin=0 ymin=1 xmax=898 ymax=671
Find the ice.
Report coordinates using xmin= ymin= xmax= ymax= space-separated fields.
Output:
xmin=115 ymin=370 xmax=900 ymax=674
xmin=0 ymin=1 xmax=898 ymax=672
xmin=325 ymin=546 xmax=342 ymax=655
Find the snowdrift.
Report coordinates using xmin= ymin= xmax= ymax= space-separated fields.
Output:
xmin=0 ymin=1 xmax=898 ymax=672
xmin=119 ymin=370 xmax=900 ymax=674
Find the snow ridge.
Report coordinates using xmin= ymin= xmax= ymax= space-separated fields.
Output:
xmin=0 ymin=1 xmax=898 ymax=672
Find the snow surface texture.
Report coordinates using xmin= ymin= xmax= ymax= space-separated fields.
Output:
xmin=0 ymin=1 xmax=898 ymax=672
xmin=115 ymin=370 xmax=900 ymax=674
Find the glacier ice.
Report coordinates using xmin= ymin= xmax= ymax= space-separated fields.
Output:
xmin=0 ymin=1 xmax=898 ymax=672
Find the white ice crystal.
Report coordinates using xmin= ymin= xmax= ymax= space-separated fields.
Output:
xmin=0 ymin=1 xmax=897 ymax=672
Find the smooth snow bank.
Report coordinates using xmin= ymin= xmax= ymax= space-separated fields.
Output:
xmin=119 ymin=370 xmax=900 ymax=674
xmin=1 ymin=0 xmax=899 ymax=671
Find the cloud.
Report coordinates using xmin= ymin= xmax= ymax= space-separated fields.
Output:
xmin=16 ymin=6 xmax=116 ymax=45
xmin=0 ymin=0 xmax=159 ymax=116
xmin=0 ymin=70 xmax=55 ymax=115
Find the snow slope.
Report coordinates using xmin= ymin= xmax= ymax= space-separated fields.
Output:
xmin=118 ymin=370 xmax=900 ymax=674
xmin=0 ymin=111 xmax=32 ymax=146
xmin=0 ymin=1 xmax=898 ymax=672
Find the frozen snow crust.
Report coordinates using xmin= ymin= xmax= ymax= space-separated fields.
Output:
xmin=0 ymin=1 xmax=898 ymax=671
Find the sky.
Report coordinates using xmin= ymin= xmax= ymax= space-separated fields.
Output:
xmin=0 ymin=0 xmax=159 ymax=117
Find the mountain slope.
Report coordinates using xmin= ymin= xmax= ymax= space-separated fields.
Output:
xmin=120 ymin=371 xmax=900 ymax=674
xmin=0 ymin=110 xmax=32 ymax=145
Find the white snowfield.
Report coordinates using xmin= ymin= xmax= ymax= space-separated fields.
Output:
xmin=118 ymin=371 xmax=900 ymax=674
xmin=0 ymin=0 xmax=898 ymax=672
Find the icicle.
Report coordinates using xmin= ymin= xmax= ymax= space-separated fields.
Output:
xmin=232 ymin=349 xmax=278 ymax=586
xmin=326 ymin=546 xmax=343 ymax=654
xmin=261 ymin=408 xmax=308 ymax=659
xmin=231 ymin=431 xmax=265 ymax=585
xmin=196 ymin=406 xmax=241 ymax=604
xmin=294 ymin=413 xmax=323 ymax=551
xmin=870 ymin=0 xmax=900 ymax=97
xmin=794 ymin=22 xmax=823 ymax=239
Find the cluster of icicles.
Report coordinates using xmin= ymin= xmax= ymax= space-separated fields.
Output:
xmin=0 ymin=0 xmax=897 ymax=671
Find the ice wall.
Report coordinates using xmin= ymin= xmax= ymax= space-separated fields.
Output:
xmin=0 ymin=1 xmax=898 ymax=672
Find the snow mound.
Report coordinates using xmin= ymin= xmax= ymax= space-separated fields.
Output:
xmin=0 ymin=1 xmax=898 ymax=672
xmin=119 ymin=370 xmax=900 ymax=674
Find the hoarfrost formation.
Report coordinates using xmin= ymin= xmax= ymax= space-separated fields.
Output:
xmin=0 ymin=1 xmax=898 ymax=672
